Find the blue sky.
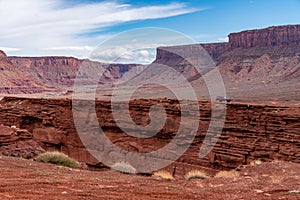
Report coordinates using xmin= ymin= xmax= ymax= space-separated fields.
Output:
xmin=0 ymin=0 xmax=299 ymax=61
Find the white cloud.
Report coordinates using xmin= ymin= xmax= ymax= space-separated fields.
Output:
xmin=0 ymin=0 xmax=200 ymax=59
xmin=217 ymin=37 xmax=229 ymax=42
xmin=116 ymin=49 xmax=157 ymax=64
xmin=88 ymin=27 xmax=199 ymax=64
xmin=0 ymin=47 xmax=21 ymax=52
xmin=42 ymin=46 xmax=94 ymax=51
xmin=90 ymin=45 xmax=159 ymax=64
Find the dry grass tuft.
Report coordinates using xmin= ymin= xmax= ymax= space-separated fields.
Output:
xmin=153 ymin=170 xmax=174 ymax=180
xmin=215 ymin=170 xmax=239 ymax=178
xmin=185 ymin=169 xmax=208 ymax=180
xmin=270 ymin=175 xmax=284 ymax=184
xmin=35 ymin=151 xmax=80 ymax=169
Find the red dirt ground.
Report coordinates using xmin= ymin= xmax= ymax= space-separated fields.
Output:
xmin=0 ymin=155 xmax=299 ymax=200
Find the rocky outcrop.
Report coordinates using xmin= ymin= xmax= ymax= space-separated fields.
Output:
xmin=0 ymin=124 xmax=45 ymax=158
xmin=0 ymin=50 xmax=7 ymax=58
xmin=0 ymin=97 xmax=298 ymax=175
xmin=229 ymin=25 xmax=300 ymax=49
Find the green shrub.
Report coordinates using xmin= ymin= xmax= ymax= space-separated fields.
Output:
xmin=35 ymin=151 xmax=80 ymax=169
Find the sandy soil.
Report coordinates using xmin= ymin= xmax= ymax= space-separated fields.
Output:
xmin=0 ymin=155 xmax=299 ymax=200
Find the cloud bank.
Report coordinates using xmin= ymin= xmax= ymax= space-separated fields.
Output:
xmin=0 ymin=0 xmax=199 ymax=59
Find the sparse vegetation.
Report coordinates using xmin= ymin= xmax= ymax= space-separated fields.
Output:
xmin=153 ymin=170 xmax=174 ymax=180
xmin=215 ymin=170 xmax=239 ymax=178
xmin=35 ymin=151 xmax=80 ymax=169
xmin=111 ymin=162 xmax=137 ymax=174
xmin=185 ymin=169 xmax=208 ymax=180
xmin=270 ymin=175 xmax=284 ymax=184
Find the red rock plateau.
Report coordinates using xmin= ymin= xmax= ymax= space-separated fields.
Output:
xmin=229 ymin=25 xmax=300 ymax=49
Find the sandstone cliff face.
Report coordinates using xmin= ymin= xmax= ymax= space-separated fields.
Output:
xmin=0 ymin=55 xmax=140 ymax=94
xmin=154 ymin=43 xmax=228 ymax=80
xmin=0 ymin=124 xmax=45 ymax=158
xmin=0 ymin=97 xmax=298 ymax=175
xmin=229 ymin=25 xmax=300 ymax=49
xmin=198 ymin=43 xmax=229 ymax=60
xmin=9 ymin=56 xmax=84 ymax=87
xmin=155 ymin=43 xmax=228 ymax=65
xmin=8 ymin=56 xmax=140 ymax=87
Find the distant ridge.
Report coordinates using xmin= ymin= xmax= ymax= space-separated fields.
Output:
xmin=155 ymin=24 xmax=300 ymax=61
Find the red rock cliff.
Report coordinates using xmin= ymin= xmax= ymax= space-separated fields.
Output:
xmin=228 ymin=25 xmax=300 ymax=49
xmin=155 ymin=25 xmax=300 ymax=63
xmin=0 ymin=97 xmax=299 ymax=175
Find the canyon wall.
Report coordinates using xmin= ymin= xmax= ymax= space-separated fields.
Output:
xmin=0 ymin=55 xmax=140 ymax=94
xmin=229 ymin=25 xmax=300 ymax=49
xmin=0 ymin=97 xmax=299 ymax=175
xmin=155 ymin=43 xmax=228 ymax=62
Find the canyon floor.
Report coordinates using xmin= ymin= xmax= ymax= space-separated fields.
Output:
xmin=0 ymin=155 xmax=299 ymax=200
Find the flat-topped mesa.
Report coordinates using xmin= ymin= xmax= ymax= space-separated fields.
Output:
xmin=8 ymin=56 xmax=81 ymax=68
xmin=228 ymin=24 xmax=300 ymax=49
xmin=155 ymin=43 xmax=228 ymax=63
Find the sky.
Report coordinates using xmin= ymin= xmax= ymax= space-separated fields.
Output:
xmin=0 ymin=0 xmax=300 ymax=63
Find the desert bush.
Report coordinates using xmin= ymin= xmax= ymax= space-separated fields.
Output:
xmin=111 ymin=162 xmax=137 ymax=174
xmin=185 ymin=169 xmax=207 ymax=180
xmin=35 ymin=151 xmax=80 ymax=169
xmin=215 ymin=170 xmax=239 ymax=178
xmin=153 ymin=170 xmax=174 ymax=180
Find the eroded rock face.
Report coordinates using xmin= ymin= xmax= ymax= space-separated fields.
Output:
xmin=0 ymin=55 xmax=141 ymax=94
xmin=229 ymin=25 xmax=300 ymax=49
xmin=201 ymin=43 xmax=229 ymax=60
xmin=0 ymin=124 xmax=45 ymax=159
xmin=0 ymin=97 xmax=299 ymax=175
